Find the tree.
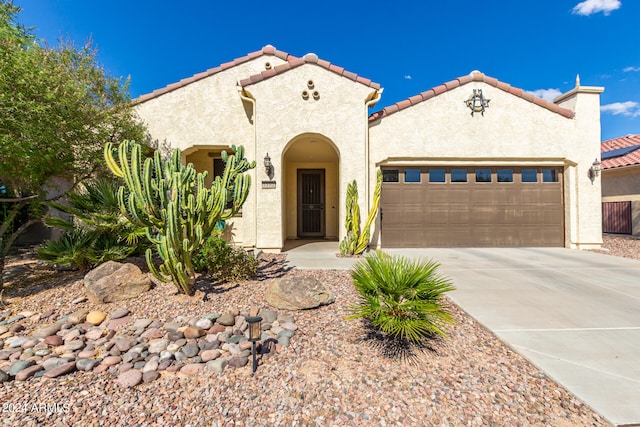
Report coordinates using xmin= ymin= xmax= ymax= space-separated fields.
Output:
xmin=0 ymin=2 xmax=148 ymax=289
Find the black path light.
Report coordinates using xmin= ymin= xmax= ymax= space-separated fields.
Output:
xmin=246 ymin=316 xmax=262 ymax=375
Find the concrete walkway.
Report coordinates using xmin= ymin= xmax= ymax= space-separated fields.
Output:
xmin=283 ymin=242 xmax=640 ymax=426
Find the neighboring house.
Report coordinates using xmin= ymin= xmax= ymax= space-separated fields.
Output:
xmin=601 ymin=134 xmax=640 ymax=236
xmin=134 ymin=45 xmax=604 ymax=251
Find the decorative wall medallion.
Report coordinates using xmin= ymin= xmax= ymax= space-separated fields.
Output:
xmin=465 ymin=89 xmax=490 ymax=116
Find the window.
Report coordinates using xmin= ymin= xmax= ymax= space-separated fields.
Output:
xmin=404 ymin=169 xmax=421 ymax=183
xmin=521 ymin=169 xmax=537 ymax=183
xmin=429 ymin=169 xmax=446 ymax=183
xmin=497 ymin=169 xmax=513 ymax=182
xmin=543 ymin=168 xmax=559 ymax=182
xmin=475 ymin=169 xmax=491 ymax=183
xmin=382 ymin=170 xmax=399 ymax=182
xmin=451 ymin=169 xmax=467 ymax=182
xmin=213 ymin=158 xmax=225 ymax=179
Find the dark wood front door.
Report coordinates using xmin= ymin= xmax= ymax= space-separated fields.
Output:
xmin=297 ymin=169 xmax=325 ymax=237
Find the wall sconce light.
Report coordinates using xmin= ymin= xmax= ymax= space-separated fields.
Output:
xmin=246 ymin=316 xmax=262 ymax=375
xmin=588 ymin=158 xmax=601 ymax=183
xmin=465 ymin=89 xmax=490 ymax=116
xmin=264 ymin=153 xmax=273 ymax=179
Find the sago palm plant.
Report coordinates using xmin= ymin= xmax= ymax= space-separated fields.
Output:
xmin=348 ymin=251 xmax=455 ymax=342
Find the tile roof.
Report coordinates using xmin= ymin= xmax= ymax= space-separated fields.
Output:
xmin=601 ymin=134 xmax=640 ymax=169
xmin=368 ymin=71 xmax=575 ymax=122
xmin=238 ymin=52 xmax=381 ymax=90
xmin=134 ymin=45 xmax=293 ymax=104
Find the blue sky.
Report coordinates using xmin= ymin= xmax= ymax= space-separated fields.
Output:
xmin=15 ymin=0 xmax=640 ymax=141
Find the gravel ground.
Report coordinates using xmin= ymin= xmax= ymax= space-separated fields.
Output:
xmin=0 ymin=247 xmax=616 ymax=427
xmin=593 ymin=233 xmax=640 ymax=261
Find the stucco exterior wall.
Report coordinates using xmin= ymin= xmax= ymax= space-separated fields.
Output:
xmin=135 ymin=56 xmax=287 ymax=152
xmin=245 ymin=64 xmax=376 ymax=249
xmin=369 ymin=81 xmax=603 ymax=248
xmin=602 ymin=166 xmax=640 ymax=199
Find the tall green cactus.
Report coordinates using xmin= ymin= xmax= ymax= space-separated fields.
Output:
xmin=339 ymin=170 xmax=382 ymax=255
xmin=104 ymin=140 xmax=255 ymax=295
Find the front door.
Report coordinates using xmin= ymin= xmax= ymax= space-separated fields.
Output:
xmin=297 ymin=169 xmax=325 ymax=237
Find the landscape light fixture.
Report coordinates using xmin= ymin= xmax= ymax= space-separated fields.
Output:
xmin=246 ymin=316 xmax=262 ymax=375
xmin=588 ymin=158 xmax=601 ymax=183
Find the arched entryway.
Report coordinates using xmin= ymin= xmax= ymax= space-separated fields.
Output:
xmin=282 ymin=134 xmax=340 ymax=241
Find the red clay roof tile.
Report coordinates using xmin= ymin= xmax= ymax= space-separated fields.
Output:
xmin=369 ymin=71 xmax=575 ymax=122
xmin=601 ymin=134 xmax=640 ymax=169
xmin=444 ymin=79 xmax=461 ymax=90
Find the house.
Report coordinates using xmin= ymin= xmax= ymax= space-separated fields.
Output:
xmin=134 ymin=45 xmax=604 ymax=251
xmin=601 ymin=134 xmax=640 ymax=236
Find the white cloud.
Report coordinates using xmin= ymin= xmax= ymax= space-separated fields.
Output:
xmin=623 ymin=66 xmax=640 ymax=72
xmin=572 ymin=0 xmax=621 ymax=16
xmin=527 ymin=88 xmax=563 ymax=102
xmin=601 ymin=101 xmax=640 ymax=117
xmin=404 ymin=75 xmax=412 ymax=80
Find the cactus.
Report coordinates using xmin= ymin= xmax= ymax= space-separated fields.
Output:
xmin=339 ymin=170 xmax=382 ymax=255
xmin=104 ymin=140 xmax=255 ymax=295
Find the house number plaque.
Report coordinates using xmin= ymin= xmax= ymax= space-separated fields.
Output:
xmin=262 ymin=180 xmax=276 ymax=189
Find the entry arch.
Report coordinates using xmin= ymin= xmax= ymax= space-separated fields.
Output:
xmin=282 ymin=133 xmax=340 ymax=241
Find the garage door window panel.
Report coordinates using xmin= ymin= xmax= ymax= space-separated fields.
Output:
xmin=382 ymin=170 xmax=399 ymax=183
xmin=451 ymin=169 xmax=468 ymax=183
xmin=429 ymin=169 xmax=446 ymax=183
xmin=404 ymin=169 xmax=421 ymax=183
xmin=522 ymin=169 xmax=538 ymax=183
xmin=475 ymin=169 xmax=492 ymax=183
xmin=543 ymin=169 xmax=559 ymax=183
xmin=497 ymin=169 xmax=513 ymax=183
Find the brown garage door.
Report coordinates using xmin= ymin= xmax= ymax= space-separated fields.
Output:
xmin=380 ymin=167 xmax=564 ymax=247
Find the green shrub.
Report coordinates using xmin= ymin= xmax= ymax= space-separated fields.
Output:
xmin=192 ymin=235 xmax=258 ymax=281
xmin=348 ymin=251 xmax=455 ymax=342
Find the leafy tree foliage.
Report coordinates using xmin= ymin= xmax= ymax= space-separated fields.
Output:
xmin=0 ymin=2 xmax=148 ymax=288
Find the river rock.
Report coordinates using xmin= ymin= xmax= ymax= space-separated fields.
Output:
xmin=86 ymin=311 xmax=107 ymax=325
xmin=180 ymin=363 xmax=204 ymax=376
xmin=14 ymin=365 xmax=42 ymax=381
xmin=84 ymin=261 xmax=151 ymax=304
xmin=217 ymin=313 xmax=235 ymax=326
xmin=9 ymin=360 xmax=35 ymax=376
xmin=265 ymin=276 xmax=335 ymax=310
xmin=68 ymin=309 xmax=90 ymax=324
xmin=76 ymin=359 xmax=99 ymax=372
xmin=142 ymin=370 xmax=160 ymax=383
xmin=115 ymin=369 xmax=142 ymax=387
xmin=43 ymin=361 xmax=77 ymax=378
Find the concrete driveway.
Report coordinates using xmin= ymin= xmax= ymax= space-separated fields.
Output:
xmin=385 ymin=247 xmax=640 ymax=427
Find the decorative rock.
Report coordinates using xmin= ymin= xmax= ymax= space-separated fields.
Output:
xmin=5 ymin=315 xmax=25 ymax=324
xmin=77 ymin=350 xmax=97 ymax=359
xmin=200 ymin=349 xmax=221 ymax=362
xmin=43 ymin=357 xmax=71 ymax=371
xmin=14 ymin=365 xmax=42 ymax=381
xmin=76 ymin=359 xmax=99 ymax=372
xmin=195 ymin=319 xmax=213 ymax=330
xmin=180 ymin=363 xmax=204 ymax=376
xmin=166 ymin=331 xmax=184 ymax=342
xmin=141 ymin=328 xmax=163 ymax=340
xmin=228 ymin=356 xmax=249 ymax=368
xmin=84 ymin=261 xmax=150 ymax=304
xmin=44 ymin=335 xmax=63 ymax=346
xmin=68 ymin=309 xmax=90 ymax=324
xmin=115 ymin=369 xmax=142 ymax=388
xmin=85 ymin=328 xmax=103 ymax=341
xmin=9 ymin=360 xmax=35 ymax=376
xmin=122 ymin=351 xmax=140 ymax=363
xmin=63 ymin=340 xmax=85 ymax=352
xmin=148 ymin=339 xmax=168 ymax=354
xmin=118 ymin=363 xmax=133 ymax=373
xmin=182 ymin=342 xmax=200 ymax=358
xmin=34 ymin=349 xmax=51 ymax=357
xmin=158 ymin=360 xmax=172 ymax=371
xmin=133 ymin=319 xmax=153 ymax=330
xmin=101 ymin=356 xmax=122 ymax=366
xmin=143 ymin=359 xmax=159 ymax=373
xmin=142 ymin=370 xmax=160 ymax=383
xmin=111 ymin=308 xmax=130 ymax=319
xmin=86 ymin=311 xmax=107 ymax=325
xmin=62 ymin=329 xmax=81 ymax=343
xmin=266 ymin=276 xmax=335 ymax=310
xmin=43 ymin=361 xmax=77 ymax=378
xmin=0 ymin=370 xmax=9 ymax=383
xmin=114 ymin=338 xmax=137 ymax=352
xmin=174 ymin=351 xmax=188 ymax=361
xmin=206 ymin=358 xmax=228 ymax=373
xmin=72 ymin=296 xmax=87 ymax=304
xmin=208 ymin=324 xmax=226 ymax=334
xmin=217 ymin=313 xmax=235 ymax=326
xmin=9 ymin=323 xmax=25 ymax=333
xmin=239 ymin=341 xmax=253 ymax=351
xmin=21 ymin=338 xmax=39 ymax=349
xmin=8 ymin=337 xmax=28 ymax=348
xmin=107 ymin=316 xmax=131 ymax=330
xmin=159 ymin=351 xmax=174 ymax=362
xmin=183 ymin=326 xmax=205 ymax=339
xmin=281 ymin=322 xmax=298 ymax=331
xmin=164 ymin=322 xmax=181 ymax=332
xmin=278 ymin=335 xmax=290 ymax=347
xmin=0 ymin=325 xmax=7 ymax=335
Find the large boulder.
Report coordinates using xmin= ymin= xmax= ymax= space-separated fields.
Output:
xmin=265 ymin=276 xmax=335 ymax=310
xmin=84 ymin=261 xmax=151 ymax=304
